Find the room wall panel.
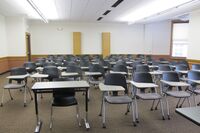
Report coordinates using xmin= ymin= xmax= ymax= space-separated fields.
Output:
xmin=102 ymin=32 xmax=110 ymax=58
xmin=73 ymin=32 xmax=81 ymax=55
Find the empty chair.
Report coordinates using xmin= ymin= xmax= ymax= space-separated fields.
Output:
xmin=192 ymin=64 xmax=200 ymax=70
xmin=44 ymin=62 xmax=56 ymax=67
xmin=88 ymin=64 xmax=105 ymax=86
xmin=43 ymin=66 xmax=60 ymax=81
xmin=132 ymin=61 xmax=144 ymax=71
xmin=50 ymin=78 xmax=81 ymax=129
xmin=115 ymin=60 xmax=126 ymax=66
xmin=35 ymin=58 xmax=46 ymax=67
xmin=187 ymin=70 xmax=200 ymax=106
xmin=176 ymin=64 xmax=188 ymax=78
xmin=158 ymin=65 xmax=171 ymax=71
xmin=66 ymin=65 xmax=82 ymax=80
xmin=161 ymin=72 xmax=191 ymax=119
xmin=54 ymin=59 xmax=63 ymax=66
xmin=132 ymin=72 xmax=165 ymax=122
xmin=23 ymin=62 xmax=37 ymax=74
xmin=99 ymin=60 xmax=111 ymax=70
xmin=113 ymin=64 xmax=128 ymax=77
xmin=179 ymin=60 xmax=189 ymax=69
xmin=102 ymin=73 xmax=135 ymax=128
xmin=135 ymin=65 xmax=150 ymax=73
xmin=1 ymin=67 xmax=32 ymax=107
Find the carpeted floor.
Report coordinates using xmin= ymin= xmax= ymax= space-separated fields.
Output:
xmin=0 ymin=72 xmax=199 ymax=133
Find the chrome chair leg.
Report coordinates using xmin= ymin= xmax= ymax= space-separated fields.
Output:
xmin=131 ymin=102 xmax=136 ymax=126
xmin=164 ymin=95 xmax=170 ymax=120
xmin=76 ymin=104 xmax=81 ymax=127
xmin=193 ymin=93 xmax=197 ymax=106
xmin=187 ymin=97 xmax=191 ymax=107
xmin=50 ymin=105 xmax=53 ymax=129
xmin=27 ymin=86 xmax=33 ymax=100
xmin=24 ymin=87 xmax=27 ymax=107
xmin=150 ymin=100 xmax=155 ymax=111
xmin=1 ymin=89 xmax=5 ymax=106
xmin=134 ymin=96 xmax=139 ymax=123
xmin=102 ymin=98 xmax=106 ymax=128
xmin=125 ymin=103 xmax=130 ymax=115
xmin=160 ymin=98 xmax=165 ymax=120
xmin=154 ymin=99 xmax=160 ymax=110
xmin=8 ymin=89 xmax=13 ymax=100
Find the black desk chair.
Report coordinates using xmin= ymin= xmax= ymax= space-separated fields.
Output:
xmin=66 ymin=65 xmax=82 ymax=80
xmin=192 ymin=64 xmax=200 ymax=70
xmin=113 ymin=64 xmax=128 ymax=77
xmin=24 ymin=62 xmax=37 ymax=74
xmin=158 ymin=65 xmax=171 ymax=71
xmin=42 ymin=66 xmax=60 ymax=81
xmin=176 ymin=64 xmax=188 ymax=78
xmin=135 ymin=65 xmax=150 ymax=73
xmin=35 ymin=58 xmax=46 ymax=67
xmin=88 ymin=64 xmax=105 ymax=86
xmin=1 ymin=67 xmax=32 ymax=107
xmin=50 ymin=78 xmax=81 ymax=129
xmin=161 ymin=72 xmax=191 ymax=119
xmin=102 ymin=73 xmax=135 ymax=128
xmin=132 ymin=72 xmax=165 ymax=122
xmin=187 ymin=70 xmax=200 ymax=106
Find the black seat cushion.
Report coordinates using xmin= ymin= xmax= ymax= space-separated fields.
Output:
xmin=52 ymin=96 xmax=77 ymax=107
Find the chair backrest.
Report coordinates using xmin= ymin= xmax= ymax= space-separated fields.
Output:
xmin=99 ymin=60 xmax=111 ymax=69
xmin=43 ymin=66 xmax=59 ymax=81
xmin=132 ymin=61 xmax=144 ymax=70
xmin=89 ymin=64 xmax=105 ymax=75
xmin=10 ymin=67 xmax=27 ymax=75
xmin=35 ymin=58 xmax=46 ymax=66
xmin=23 ymin=62 xmax=37 ymax=69
xmin=188 ymin=70 xmax=200 ymax=80
xmin=133 ymin=72 xmax=153 ymax=83
xmin=67 ymin=65 xmax=82 ymax=75
xmin=116 ymin=60 xmax=126 ymax=66
xmin=44 ymin=62 xmax=56 ymax=67
xmin=158 ymin=65 xmax=171 ymax=71
xmin=104 ymin=73 xmax=128 ymax=95
xmin=176 ymin=64 xmax=188 ymax=71
xmin=179 ymin=60 xmax=189 ymax=69
xmin=162 ymin=72 xmax=180 ymax=82
xmin=135 ymin=65 xmax=150 ymax=73
xmin=53 ymin=78 xmax=75 ymax=97
xmin=192 ymin=64 xmax=200 ymax=70
xmin=113 ymin=64 xmax=128 ymax=73
xmin=80 ymin=60 xmax=90 ymax=67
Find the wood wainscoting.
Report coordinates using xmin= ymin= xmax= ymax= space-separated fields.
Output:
xmin=0 ymin=57 xmax=9 ymax=74
xmin=0 ymin=56 xmax=27 ymax=74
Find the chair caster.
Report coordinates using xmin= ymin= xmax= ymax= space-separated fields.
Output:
xmin=179 ymin=105 xmax=182 ymax=108
xmin=162 ymin=116 xmax=165 ymax=120
xmin=24 ymin=104 xmax=27 ymax=107
xmin=133 ymin=122 xmax=137 ymax=127
xmin=0 ymin=103 xmax=3 ymax=107
xmin=99 ymin=113 xmax=102 ymax=116
xmin=167 ymin=115 xmax=170 ymax=120
xmin=136 ymin=119 xmax=139 ymax=123
xmin=150 ymin=108 xmax=153 ymax=111
xmin=11 ymin=98 xmax=14 ymax=100
xmin=31 ymin=97 xmax=33 ymax=100
xmin=102 ymin=123 xmax=106 ymax=128
xmin=155 ymin=107 xmax=158 ymax=110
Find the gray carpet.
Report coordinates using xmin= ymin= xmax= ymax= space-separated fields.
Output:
xmin=0 ymin=73 xmax=199 ymax=133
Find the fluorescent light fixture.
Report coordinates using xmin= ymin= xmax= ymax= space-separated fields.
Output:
xmin=119 ymin=0 xmax=199 ymax=24
xmin=27 ymin=0 xmax=48 ymax=23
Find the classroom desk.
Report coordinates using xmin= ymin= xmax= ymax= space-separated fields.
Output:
xmin=110 ymin=71 xmax=127 ymax=75
xmin=160 ymin=80 xmax=190 ymax=87
xmin=61 ymin=72 xmax=79 ymax=77
xmin=7 ymin=74 xmax=30 ymax=79
xmin=84 ymin=72 xmax=102 ymax=76
xmin=175 ymin=70 xmax=188 ymax=74
xmin=129 ymin=81 xmax=158 ymax=88
xmin=32 ymin=81 xmax=90 ymax=132
xmin=176 ymin=107 xmax=200 ymax=126
xmin=30 ymin=73 xmax=48 ymax=79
